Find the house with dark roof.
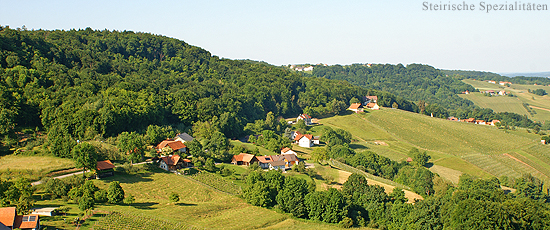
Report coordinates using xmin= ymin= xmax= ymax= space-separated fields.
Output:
xmin=159 ymin=155 xmax=190 ymax=171
xmin=231 ymin=153 xmax=257 ymax=166
xmin=363 ymin=95 xmax=378 ymax=105
xmin=0 ymin=207 xmax=40 ymax=230
xmin=96 ymin=160 xmax=115 ymax=178
xmin=174 ymin=133 xmax=194 ymax=143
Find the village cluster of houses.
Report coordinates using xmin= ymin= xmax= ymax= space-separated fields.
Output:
xmin=447 ymin=117 xmax=501 ymax=126
xmin=462 ymin=90 xmax=508 ymax=96
xmin=348 ymin=96 xmax=380 ymax=113
xmin=231 ymin=147 xmax=300 ymax=171
xmin=485 ymin=80 xmax=512 ymax=86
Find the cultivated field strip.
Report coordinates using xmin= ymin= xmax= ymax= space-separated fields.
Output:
xmin=93 ymin=212 xmax=196 ymax=230
xmin=462 ymin=154 xmax=521 ymax=178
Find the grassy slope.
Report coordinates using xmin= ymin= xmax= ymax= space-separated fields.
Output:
xmin=0 ymin=155 xmax=75 ymax=180
xmin=318 ymin=109 xmax=550 ymax=189
xmin=38 ymin=170 xmax=367 ymax=230
xmin=462 ymin=79 xmax=550 ymax=121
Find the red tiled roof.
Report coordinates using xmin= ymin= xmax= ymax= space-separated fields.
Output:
xmin=281 ymin=147 xmax=292 ymax=153
xmin=256 ymin=155 xmax=273 ymax=163
xmin=0 ymin=207 xmax=16 ymax=227
xmin=294 ymin=134 xmax=303 ymax=141
xmin=366 ymin=96 xmax=378 ymax=100
xmin=14 ymin=215 xmax=39 ymax=229
xmin=299 ymin=114 xmax=311 ymax=119
xmin=96 ymin=160 xmax=115 ymax=171
xmin=348 ymin=103 xmax=362 ymax=110
xmin=366 ymin=103 xmax=377 ymax=108
xmin=183 ymin=159 xmax=191 ymax=163
xmin=166 ymin=141 xmax=186 ymax=151
xmin=232 ymin=153 xmax=256 ymax=163
xmin=157 ymin=140 xmax=186 ymax=151
xmin=160 ymin=155 xmax=182 ymax=166
xmin=492 ymin=120 xmax=501 ymax=123
xmin=464 ymin=118 xmax=476 ymax=122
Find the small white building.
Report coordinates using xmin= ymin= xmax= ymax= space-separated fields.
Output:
xmin=281 ymin=147 xmax=297 ymax=156
xmin=296 ymin=114 xmax=312 ymax=125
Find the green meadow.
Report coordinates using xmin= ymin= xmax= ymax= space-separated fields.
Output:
xmin=37 ymin=169 xmax=370 ymax=230
xmin=316 ymin=109 xmax=550 ymax=188
xmin=462 ymin=79 xmax=550 ymax=121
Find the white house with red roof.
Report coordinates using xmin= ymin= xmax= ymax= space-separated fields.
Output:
xmin=294 ymin=134 xmax=314 ymax=148
xmin=296 ymin=114 xmax=312 ymax=125
xmin=159 ymin=155 xmax=190 ymax=171
xmin=281 ymin=147 xmax=297 ymax=156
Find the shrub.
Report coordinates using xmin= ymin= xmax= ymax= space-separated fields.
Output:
xmin=169 ymin=192 xmax=180 ymax=203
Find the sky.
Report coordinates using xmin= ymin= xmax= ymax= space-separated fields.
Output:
xmin=2 ymin=0 xmax=549 ymax=73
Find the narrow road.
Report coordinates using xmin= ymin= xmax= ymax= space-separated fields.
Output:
xmin=31 ymin=161 xmax=151 ymax=186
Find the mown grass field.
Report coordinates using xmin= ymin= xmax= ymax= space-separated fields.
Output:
xmin=0 ymin=154 xmax=75 ymax=180
xmin=37 ymin=169 xmax=369 ymax=230
xmin=458 ymin=93 xmax=529 ymax=115
xmin=317 ymin=109 xmax=550 ymax=189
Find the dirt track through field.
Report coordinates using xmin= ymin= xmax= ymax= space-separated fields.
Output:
xmin=335 ymin=169 xmax=423 ymax=203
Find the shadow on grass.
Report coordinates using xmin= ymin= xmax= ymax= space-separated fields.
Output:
xmin=101 ymin=171 xmax=155 ymax=184
xmin=175 ymin=203 xmax=197 ymax=207
xmin=349 ymin=143 xmax=369 ymax=151
xmin=131 ymin=202 xmax=159 ymax=210
xmin=424 ymin=163 xmax=434 ymax=168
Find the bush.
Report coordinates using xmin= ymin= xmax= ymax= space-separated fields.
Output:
xmin=123 ymin=194 xmax=135 ymax=205
xmin=107 ymin=181 xmax=125 ymax=204
xmin=339 ymin=217 xmax=354 ymax=228
xmin=94 ymin=190 xmax=108 ymax=203
xmin=169 ymin=192 xmax=180 ymax=203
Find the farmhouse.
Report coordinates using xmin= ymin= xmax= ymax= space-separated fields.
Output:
xmin=476 ymin=120 xmax=486 ymax=125
xmin=482 ymin=90 xmax=495 ymax=95
xmin=0 ymin=207 xmax=40 ymax=230
xmin=487 ymin=80 xmax=496 ymax=84
xmin=463 ymin=118 xmax=476 ymax=123
xmin=159 ymin=155 xmax=190 ymax=171
xmin=156 ymin=139 xmax=187 ymax=154
xmin=447 ymin=116 xmax=459 ymax=121
xmin=255 ymin=154 xmax=300 ymax=171
xmin=294 ymin=134 xmax=314 ymax=148
xmin=366 ymin=103 xmax=380 ymax=110
xmin=291 ymin=131 xmax=302 ymax=140
xmin=363 ymin=95 xmax=378 ymax=105
xmin=490 ymin=120 xmax=501 ymax=126
xmin=296 ymin=114 xmax=312 ymax=125
xmin=498 ymin=90 xmax=507 ymax=96
xmin=96 ymin=160 xmax=115 ymax=178
xmin=174 ymin=133 xmax=194 ymax=143
xmin=499 ymin=81 xmax=512 ymax=86
xmin=348 ymin=103 xmax=364 ymax=113
xmin=231 ymin=153 xmax=257 ymax=166
xmin=281 ymin=147 xmax=297 ymax=156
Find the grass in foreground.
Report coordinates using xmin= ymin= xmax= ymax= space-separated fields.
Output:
xmin=0 ymin=154 xmax=75 ymax=180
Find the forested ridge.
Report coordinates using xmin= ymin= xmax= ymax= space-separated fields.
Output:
xmin=312 ymin=64 xmax=541 ymax=129
xmin=313 ymin=64 xmax=476 ymax=110
xmin=443 ymin=69 xmax=550 ymax=85
xmin=0 ymin=26 xmax=413 ymax=153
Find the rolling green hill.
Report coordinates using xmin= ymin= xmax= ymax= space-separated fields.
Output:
xmin=461 ymin=79 xmax=550 ymax=121
xmin=318 ymin=109 xmax=550 ymax=189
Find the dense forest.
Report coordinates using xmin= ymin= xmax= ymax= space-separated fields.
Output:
xmin=0 ymin=26 xmax=414 ymax=155
xmin=312 ymin=64 xmax=476 ymax=110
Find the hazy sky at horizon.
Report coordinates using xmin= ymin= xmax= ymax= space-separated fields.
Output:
xmin=2 ymin=0 xmax=549 ymax=73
